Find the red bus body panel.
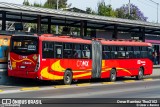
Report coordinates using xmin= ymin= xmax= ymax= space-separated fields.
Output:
xmin=8 ymin=53 xmax=38 ymax=78
xmin=101 ymin=59 xmax=152 ymax=78
xmin=39 ymin=59 xmax=92 ymax=80
xmin=8 ymin=35 xmax=153 ymax=81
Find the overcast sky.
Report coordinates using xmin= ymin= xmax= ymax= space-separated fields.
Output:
xmin=0 ymin=0 xmax=160 ymax=23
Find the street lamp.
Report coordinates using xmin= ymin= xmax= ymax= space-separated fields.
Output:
xmin=56 ymin=0 xmax=59 ymax=34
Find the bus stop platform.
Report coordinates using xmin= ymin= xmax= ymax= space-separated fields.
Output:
xmin=153 ymin=65 xmax=160 ymax=68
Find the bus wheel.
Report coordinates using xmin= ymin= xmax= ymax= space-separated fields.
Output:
xmin=110 ymin=69 xmax=116 ymax=82
xmin=136 ymin=68 xmax=143 ymax=80
xmin=63 ymin=70 xmax=73 ymax=85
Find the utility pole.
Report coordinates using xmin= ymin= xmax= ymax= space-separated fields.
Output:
xmin=56 ymin=0 xmax=59 ymax=34
xmin=128 ymin=0 xmax=131 ymax=16
xmin=157 ymin=3 xmax=159 ymax=23
xmin=109 ymin=0 xmax=111 ymax=5
xmin=149 ymin=0 xmax=159 ymax=23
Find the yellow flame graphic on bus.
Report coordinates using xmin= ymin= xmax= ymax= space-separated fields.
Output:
xmin=51 ymin=60 xmax=65 ymax=72
xmin=40 ymin=67 xmax=63 ymax=80
xmin=40 ymin=60 xmax=132 ymax=80
xmin=11 ymin=57 xmax=35 ymax=65
xmin=116 ymin=68 xmax=132 ymax=75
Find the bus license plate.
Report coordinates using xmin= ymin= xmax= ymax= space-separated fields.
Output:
xmin=20 ymin=66 xmax=26 ymax=69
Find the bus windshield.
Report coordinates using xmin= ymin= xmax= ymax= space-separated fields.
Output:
xmin=11 ymin=36 xmax=38 ymax=55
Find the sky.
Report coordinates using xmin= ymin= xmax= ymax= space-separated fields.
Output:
xmin=0 ymin=0 xmax=159 ymax=23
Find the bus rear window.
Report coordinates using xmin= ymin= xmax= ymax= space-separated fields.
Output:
xmin=11 ymin=36 xmax=38 ymax=55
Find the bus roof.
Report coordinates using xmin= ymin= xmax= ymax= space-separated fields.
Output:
xmin=100 ymin=40 xmax=152 ymax=47
xmin=12 ymin=34 xmax=152 ymax=47
xmin=39 ymin=34 xmax=152 ymax=47
xmin=39 ymin=35 xmax=92 ymax=44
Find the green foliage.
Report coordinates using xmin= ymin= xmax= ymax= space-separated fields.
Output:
xmin=33 ymin=2 xmax=42 ymax=7
xmin=86 ymin=1 xmax=117 ymax=17
xmin=85 ymin=1 xmax=147 ymax=21
xmin=86 ymin=7 xmax=92 ymax=14
xmin=22 ymin=0 xmax=68 ymax=33
xmin=86 ymin=7 xmax=96 ymax=15
xmin=44 ymin=0 xmax=67 ymax=9
xmin=23 ymin=0 xmax=30 ymax=6
xmin=97 ymin=1 xmax=116 ymax=17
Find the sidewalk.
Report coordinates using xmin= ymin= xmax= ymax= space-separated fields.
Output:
xmin=153 ymin=65 xmax=160 ymax=69
xmin=146 ymin=68 xmax=160 ymax=78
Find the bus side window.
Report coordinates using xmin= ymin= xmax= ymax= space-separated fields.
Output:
xmin=82 ymin=44 xmax=91 ymax=59
xmin=141 ymin=46 xmax=148 ymax=58
xmin=63 ymin=43 xmax=72 ymax=58
xmin=111 ymin=46 xmax=118 ymax=59
xmin=118 ymin=46 xmax=126 ymax=58
xmin=55 ymin=42 xmax=62 ymax=59
xmin=126 ymin=46 xmax=133 ymax=58
xmin=148 ymin=47 xmax=153 ymax=60
xmin=73 ymin=44 xmax=81 ymax=59
xmin=133 ymin=46 xmax=141 ymax=58
xmin=102 ymin=46 xmax=110 ymax=59
xmin=42 ymin=41 xmax=54 ymax=58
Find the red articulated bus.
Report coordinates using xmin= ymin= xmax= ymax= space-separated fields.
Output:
xmin=8 ymin=34 xmax=153 ymax=85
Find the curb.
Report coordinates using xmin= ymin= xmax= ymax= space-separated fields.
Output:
xmin=20 ymin=87 xmax=40 ymax=91
xmin=0 ymin=78 xmax=159 ymax=94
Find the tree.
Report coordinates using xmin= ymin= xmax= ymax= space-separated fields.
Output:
xmin=85 ymin=1 xmax=116 ymax=17
xmin=44 ymin=0 xmax=67 ymax=9
xmin=116 ymin=4 xmax=147 ymax=21
xmin=86 ymin=7 xmax=92 ymax=14
xmin=86 ymin=7 xmax=96 ymax=15
xmin=33 ymin=2 xmax=42 ymax=7
xmin=97 ymin=1 xmax=116 ymax=17
xmin=43 ymin=0 xmax=68 ymax=34
xmin=22 ymin=0 xmax=68 ymax=33
xmin=23 ymin=0 xmax=30 ymax=6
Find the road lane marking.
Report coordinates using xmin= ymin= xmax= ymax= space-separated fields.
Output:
xmin=20 ymin=87 xmax=40 ymax=91
xmin=0 ymin=78 xmax=159 ymax=94
xmin=143 ymin=78 xmax=153 ymax=81
xmin=76 ymin=83 xmax=91 ymax=86
xmin=102 ymin=82 xmax=115 ymax=84
xmin=54 ymin=85 xmax=71 ymax=88
xmin=123 ymin=80 xmax=136 ymax=83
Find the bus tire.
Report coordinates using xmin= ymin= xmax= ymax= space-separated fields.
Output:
xmin=136 ymin=68 xmax=144 ymax=80
xmin=63 ymin=70 xmax=73 ymax=85
xmin=110 ymin=69 xmax=116 ymax=82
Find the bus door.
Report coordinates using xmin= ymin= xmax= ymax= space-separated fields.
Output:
xmin=92 ymin=41 xmax=102 ymax=78
xmin=55 ymin=43 xmax=63 ymax=59
xmin=52 ymin=43 xmax=63 ymax=72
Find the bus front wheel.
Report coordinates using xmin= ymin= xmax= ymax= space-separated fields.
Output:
xmin=110 ymin=69 xmax=116 ymax=82
xmin=63 ymin=70 xmax=73 ymax=85
xmin=136 ymin=68 xmax=144 ymax=80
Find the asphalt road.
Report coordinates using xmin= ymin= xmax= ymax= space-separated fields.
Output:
xmin=0 ymin=75 xmax=160 ymax=107
xmin=0 ymin=78 xmax=160 ymax=98
xmin=1 ymin=79 xmax=160 ymax=107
